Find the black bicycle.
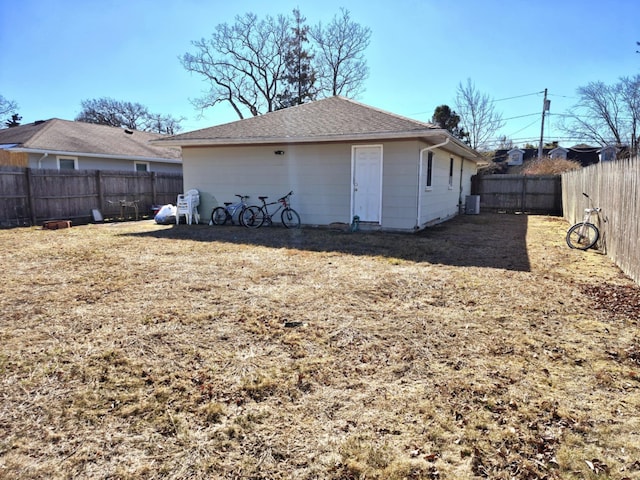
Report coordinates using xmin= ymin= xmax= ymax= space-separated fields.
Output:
xmin=245 ymin=191 xmax=301 ymax=229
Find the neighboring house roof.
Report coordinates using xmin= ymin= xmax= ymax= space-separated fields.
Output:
xmin=0 ymin=118 xmax=181 ymax=162
xmin=155 ymin=96 xmax=483 ymax=162
xmin=493 ymin=146 xmax=600 ymax=169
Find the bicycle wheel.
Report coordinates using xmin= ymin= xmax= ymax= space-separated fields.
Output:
xmin=244 ymin=207 xmax=265 ymax=228
xmin=211 ymin=207 xmax=228 ymax=225
xmin=566 ymin=222 xmax=599 ymax=250
xmin=239 ymin=206 xmax=258 ymax=227
xmin=281 ymin=208 xmax=300 ymax=228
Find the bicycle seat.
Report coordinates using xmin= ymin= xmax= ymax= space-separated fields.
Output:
xmin=258 ymin=196 xmax=268 ymax=200
xmin=224 ymin=202 xmax=232 ymax=206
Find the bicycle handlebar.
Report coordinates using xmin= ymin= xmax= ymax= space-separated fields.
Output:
xmin=278 ymin=191 xmax=293 ymax=201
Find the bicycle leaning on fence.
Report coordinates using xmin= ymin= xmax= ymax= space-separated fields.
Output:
xmin=245 ymin=191 xmax=301 ymax=229
xmin=566 ymin=192 xmax=602 ymax=250
xmin=210 ymin=195 xmax=257 ymax=227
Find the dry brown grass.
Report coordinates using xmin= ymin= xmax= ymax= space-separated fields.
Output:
xmin=522 ymin=157 xmax=582 ymax=175
xmin=1 ymin=214 xmax=639 ymax=479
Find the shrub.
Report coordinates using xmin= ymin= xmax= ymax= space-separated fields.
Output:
xmin=522 ymin=157 xmax=581 ymax=175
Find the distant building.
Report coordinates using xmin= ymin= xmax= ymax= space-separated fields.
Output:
xmin=489 ymin=145 xmax=601 ymax=173
xmin=0 ymin=119 xmax=182 ymax=173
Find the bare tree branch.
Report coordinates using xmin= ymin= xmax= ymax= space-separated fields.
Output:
xmin=454 ymin=79 xmax=504 ymax=151
xmin=309 ymin=8 xmax=371 ymax=98
xmin=75 ymin=97 xmax=182 ymax=133
xmin=181 ymin=13 xmax=291 ymax=118
xmin=0 ymin=95 xmax=19 ymax=120
xmin=561 ymin=76 xmax=640 ymax=156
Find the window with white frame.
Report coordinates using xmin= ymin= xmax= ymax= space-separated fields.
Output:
xmin=448 ymin=157 xmax=454 ymax=188
xmin=58 ymin=156 xmax=77 ymax=170
xmin=425 ymin=152 xmax=433 ymax=190
xmin=134 ymin=161 xmax=149 ymax=172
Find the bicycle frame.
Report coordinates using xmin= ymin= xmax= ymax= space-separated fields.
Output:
xmin=579 ymin=193 xmax=601 ymax=227
xmin=566 ymin=193 xmax=602 ymax=250
xmin=260 ymin=192 xmax=291 ymax=224
xmin=224 ymin=200 xmax=246 ymax=218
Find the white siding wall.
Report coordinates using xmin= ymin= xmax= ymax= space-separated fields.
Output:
xmin=182 ymin=140 xmax=478 ymax=230
xmin=419 ymin=146 xmax=475 ymax=227
xmin=379 ymin=141 xmax=420 ymax=230
xmin=27 ymin=153 xmax=182 ymax=173
xmin=182 ymin=144 xmax=353 ymax=226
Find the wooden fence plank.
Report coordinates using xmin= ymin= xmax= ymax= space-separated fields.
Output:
xmin=471 ymin=174 xmax=562 ymax=214
xmin=562 ymin=158 xmax=640 ymax=285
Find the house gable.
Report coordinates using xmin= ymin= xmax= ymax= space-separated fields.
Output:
xmin=507 ymin=148 xmax=524 ymax=166
xmin=549 ymin=147 xmax=569 ymax=159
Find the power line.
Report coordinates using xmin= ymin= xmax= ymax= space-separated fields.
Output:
xmin=547 ymin=93 xmax=577 ymax=100
xmin=492 ymin=91 xmax=545 ymax=102
xmin=506 ymin=118 xmax=540 ymax=137
xmin=408 ymin=90 xmax=546 ymax=117
xmin=503 ymin=112 xmax=539 ymax=120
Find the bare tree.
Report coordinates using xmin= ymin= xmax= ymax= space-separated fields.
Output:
xmin=309 ymin=8 xmax=371 ymax=97
xmin=618 ymin=75 xmax=640 ymax=156
xmin=454 ymin=79 xmax=504 ymax=151
xmin=0 ymin=95 xmax=19 ymax=127
xmin=76 ymin=97 xmax=183 ymax=133
xmin=181 ymin=13 xmax=291 ymax=118
xmin=496 ymin=135 xmax=513 ymax=150
xmin=561 ymin=76 xmax=639 ymax=156
xmin=144 ymin=113 xmax=185 ymax=135
xmin=181 ymin=9 xmax=371 ymax=119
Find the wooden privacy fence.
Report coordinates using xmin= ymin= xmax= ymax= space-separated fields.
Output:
xmin=562 ymin=157 xmax=640 ymax=285
xmin=0 ymin=166 xmax=183 ymax=226
xmin=471 ymin=174 xmax=562 ymax=214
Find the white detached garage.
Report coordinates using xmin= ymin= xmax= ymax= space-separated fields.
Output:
xmin=154 ymin=96 xmax=484 ymax=231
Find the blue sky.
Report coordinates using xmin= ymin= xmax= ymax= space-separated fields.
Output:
xmin=1 ymin=0 xmax=639 ymax=148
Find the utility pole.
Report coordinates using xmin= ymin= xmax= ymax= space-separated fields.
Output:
xmin=538 ymin=88 xmax=550 ymax=160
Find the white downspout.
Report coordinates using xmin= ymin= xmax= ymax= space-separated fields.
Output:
xmin=416 ymin=138 xmax=450 ymax=229
xmin=459 ymin=158 xmax=464 ymax=214
xmin=37 ymin=152 xmax=48 ymax=168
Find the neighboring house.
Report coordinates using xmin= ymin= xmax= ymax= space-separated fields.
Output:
xmin=0 ymin=118 xmax=182 ymax=173
xmin=598 ymin=145 xmax=618 ymax=162
xmin=490 ymin=145 xmax=601 ymax=173
xmin=154 ymin=96 xmax=484 ymax=231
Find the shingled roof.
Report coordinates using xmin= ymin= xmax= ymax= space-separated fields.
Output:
xmin=0 ymin=119 xmax=180 ymax=161
xmin=155 ymin=96 xmax=479 ymax=158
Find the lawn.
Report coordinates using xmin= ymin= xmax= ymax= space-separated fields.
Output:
xmin=1 ymin=214 xmax=639 ymax=479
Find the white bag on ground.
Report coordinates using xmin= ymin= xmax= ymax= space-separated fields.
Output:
xmin=154 ymin=204 xmax=177 ymax=224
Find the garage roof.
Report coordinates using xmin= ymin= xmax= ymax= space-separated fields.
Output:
xmin=154 ymin=96 xmax=483 ymax=162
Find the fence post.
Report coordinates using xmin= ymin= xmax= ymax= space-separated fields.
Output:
xmin=96 ymin=170 xmax=105 ymax=212
xmin=26 ymin=168 xmax=36 ymax=225
xmin=152 ymin=171 xmax=157 ymax=205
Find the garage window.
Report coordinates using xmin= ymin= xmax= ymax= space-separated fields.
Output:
xmin=448 ymin=157 xmax=454 ymax=189
xmin=426 ymin=152 xmax=433 ymax=190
